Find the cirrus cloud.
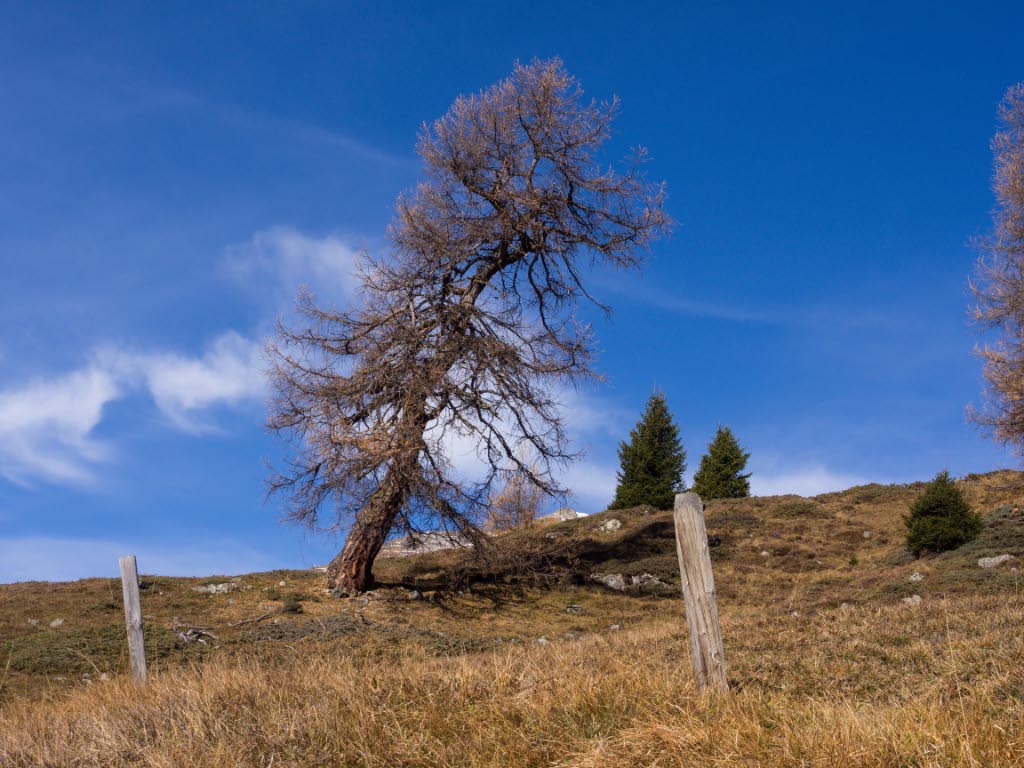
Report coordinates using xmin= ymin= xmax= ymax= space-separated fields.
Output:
xmin=0 ymin=331 xmax=267 ymax=486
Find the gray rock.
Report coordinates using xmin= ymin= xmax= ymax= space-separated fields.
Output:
xmin=547 ymin=507 xmax=582 ymax=522
xmin=630 ymin=573 xmax=668 ymax=588
xmin=909 ymin=572 xmax=925 ymax=582
xmin=978 ymin=554 xmax=1016 ymax=569
xmin=192 ymin=582 xmax=238 ymax=594
xmin=378 ymin=530 xmax=472 ymax=558
xmin=535 ymin=636 xmax=551 ymax=645
xmin=407 ymin=590 xmax=423 ymax=601
xmin=598 ymin=518 xmax=622 ymax=532
xmin=49 ymin=618 xmax=64 ymax=628
xmin=902 ymin=594 xmax=922 ymax=606
xmin=760 ymin=550 xmax=770 ymax=557
xmin=591 ymin=572 xmax=626 ymax=591
xmin=565 ymin=604 xmax=584 ymax=614
xmin=608 ymin=623 xmax=621 ymax=631
xmin=862 ymin=530 xmax=873 ymax=539
xmin=27 ymin=618 xmax=39 ymax=626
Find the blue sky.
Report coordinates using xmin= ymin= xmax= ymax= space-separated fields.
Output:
xmin=2 ymin=2 xmax=1022 ymax=582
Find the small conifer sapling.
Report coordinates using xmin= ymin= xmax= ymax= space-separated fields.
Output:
xmin=609 ymin=392 xmax=686 ymax=510
xmin=692 ymin=425 xmax=751 ymax=500
xmin=905 ymin=470 xmax=983 ymax=556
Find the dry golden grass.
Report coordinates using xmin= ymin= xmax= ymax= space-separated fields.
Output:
xmin=2 ymin=472 xmax=1023 ymax=765
xmin=1 ymin=595 xmax=1023 ymax=767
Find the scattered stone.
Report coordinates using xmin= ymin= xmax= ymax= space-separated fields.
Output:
xmin=760 ymin=550 xmax=770 ymax=557
xmin=840 ymin=603 xmax=851 ymax=610
xmin=546 ymin=507 xmax=583 ymax=522
xmin=598 ymin=518 xmax=622 ymax=532
xmin=279 ymin=580 xmax=287 ymax=587
xmin=565 ymin=604 xmax=584 ymax=614
xmin=590 ymin=572 xmax=626 ymax=591
xmin=862 ymin=530 xmax=873 ymax=539
xmin=379 ymin=530 xmax=472 ymax=558
xmin=608 ymin=624 xmax=621 ymax=631
xmin=902 ymin=594 xmax=922 ymax=606
xmin=192 ymin=582 xmax=238 ymax=594
xmin=407 ymin=590 xmax=423 ymax=601
xmin=535 ymin=636 xmax=551 ymax=645
xmin=99 ymin=673 xmax=110 ymax=681
xmin=630 ymin=573 xmax=667 ymax=588
xmin=49 ymin=618 xmax=64 ymax=628
xmin=544 ymin=532 xmax=559 ymax=540
xmin=978 ymin=554 xmax=1016 ymax=569
xmin=27 ymin=618 xmax=39 ymax=626
xmin=909 ymin=572 xmax=925 ymax=582
xmin=791 ymin=611 xmax=800 ymax=618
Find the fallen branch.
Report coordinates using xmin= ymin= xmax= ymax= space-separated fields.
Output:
xmin=172 ymin=626 xmax=220 ymax=644
xmin=228 ymin=612 xmax=275 ymax=627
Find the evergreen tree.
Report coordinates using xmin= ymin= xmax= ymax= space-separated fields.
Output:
xmin=905 ymin=470 xmax=983 ymax=556
xmin=609 ymin=392 xmax=686 ymax=510
xmin=692 ymin=425 xmax=751 ymax=500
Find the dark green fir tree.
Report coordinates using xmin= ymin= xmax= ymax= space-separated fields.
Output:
xmin=692 ymin=425 xmax=751 ymax=500
xmin=905 ymin=470 xmax=983 ymax=556
xmin=609 ymin=392 xmax=686 ymax=510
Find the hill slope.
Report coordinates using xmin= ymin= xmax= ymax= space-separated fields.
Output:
xmin=2 ymin=472 xmax=1023 ymax=766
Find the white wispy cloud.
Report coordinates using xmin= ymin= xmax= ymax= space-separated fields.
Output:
xmin=0 ymin=366 xmax=121 ymax=486
xmin=109 ymin=70 xmax=409 ymax=167
xmin=133 ymin=332 xmax=266 ymax=432
xmin=558 ymin=387 xmax=633 ymax=438
xmin=225 ymin=227 xmax=366 ymax=308
xmin=558 ymin=459 xmax=618 ymax=513
xmin=0 ymin=332 xmax=267 ymax=485
xmin=750 ymin=465 xmax=874 ymax=497
xmin=0 ymin=535 xmax=289 ymax=583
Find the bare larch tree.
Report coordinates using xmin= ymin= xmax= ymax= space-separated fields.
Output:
xmin=268 ymin=59 xmax=669 ymax=593
xmin=972 ymin=83 xmax=1024 ymax=453
xmin=487 ymin=450 xmax=546 ymax=531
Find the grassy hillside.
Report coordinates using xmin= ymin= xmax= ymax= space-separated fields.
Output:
xmin=2 ymin=472 xmax=1023 ymax=766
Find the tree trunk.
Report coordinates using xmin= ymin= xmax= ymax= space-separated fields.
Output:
xmin=326 ymin=469 xmax=406 ymax=593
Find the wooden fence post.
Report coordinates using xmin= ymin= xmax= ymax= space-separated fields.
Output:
xmin=118 ymin=555 xmax=148 ymax=684
xmin=673 ymin=492 xmax=728 ymax=693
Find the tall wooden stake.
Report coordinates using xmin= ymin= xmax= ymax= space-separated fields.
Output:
xmin=118 ymin=555 xmax=148 ymax=684
xmin=673 ymin=492 xmax=728 ymax=693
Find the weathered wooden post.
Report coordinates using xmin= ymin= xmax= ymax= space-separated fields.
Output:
xmin=673 ymin=492 xmax=728 ymax=693
xmin=118 ymin=555 xmax=148 ymax=684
